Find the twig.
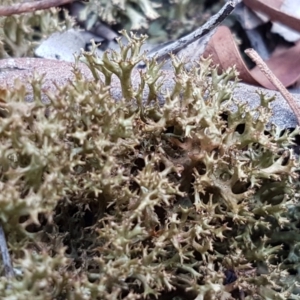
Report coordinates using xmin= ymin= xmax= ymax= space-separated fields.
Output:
xmin=139 ymin=0 xmax=236 ymax=67
xmin=0 ymin=223 xmax=14 ymax=278
xmin=245 ymin=48 xmax=300 ymax=125
xmin=0 ymin=0 xmax=74 ymax=17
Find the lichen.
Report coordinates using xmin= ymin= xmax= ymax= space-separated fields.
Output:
xmin=0 ymin=31 xmax=299 ymax=299
xmin=0 ymin=0 xmax=74 ymax=58
xmin=79 ymin=0 xmax=211 ymax=42
xmin=78 ymin=0 xmax=160 ymax=30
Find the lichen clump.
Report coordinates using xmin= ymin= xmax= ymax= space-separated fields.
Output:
xmin=0 ymin=33 xmax=299 ymax=299
xmin=0 ymin=0 xmax=74 ymax=58
xmin=77 ymin=0 xmax=210 ymax=42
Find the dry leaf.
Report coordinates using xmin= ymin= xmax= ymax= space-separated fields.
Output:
xmin=271 ymin=0 xmax=300 ymax=42
xmin=243 ymin=0 xmax=300 ymax=32
xmin=204 ymin=26 xmax=300 ymax=90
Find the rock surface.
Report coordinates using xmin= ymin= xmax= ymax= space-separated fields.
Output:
xmin=0 ymin=57 xmax=299 ymax=129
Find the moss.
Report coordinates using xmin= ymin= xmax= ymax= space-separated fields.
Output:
xmin=0 ymin=32 xmax=299 ymax=299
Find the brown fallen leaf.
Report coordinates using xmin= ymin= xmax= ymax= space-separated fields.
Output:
xmin=243 ymin=0 xmax=300 ymax=32
xmin=251 ymin=40 xmax=300 ymax=89
xmin=203 ymin=26 xmax=256 ymax=86
xmin=204 ymin=26 xmax=300 ymax=90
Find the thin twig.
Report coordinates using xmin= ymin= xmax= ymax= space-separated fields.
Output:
xmin=140 ymin=0 xmax=236 ymax=67
xmin=245 ymin=48 xmax=300 ymax=125
xmin=0 ymin=0 xmax=74 ymax=17
xmin=0 ymin=223 xmax=14 ymax=278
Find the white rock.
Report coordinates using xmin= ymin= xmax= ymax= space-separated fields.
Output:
xmin=35 ymin=29 xmax=86 ymax=62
